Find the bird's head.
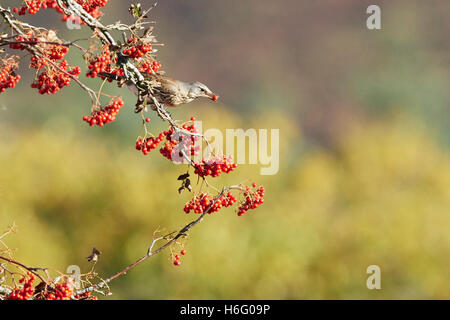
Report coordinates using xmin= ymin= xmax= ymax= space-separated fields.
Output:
xmin=188 ymin=81 xmax=219 ymax=101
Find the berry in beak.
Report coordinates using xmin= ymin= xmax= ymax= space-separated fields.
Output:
xmin=211 ymin=94 xmax=219 ymax=101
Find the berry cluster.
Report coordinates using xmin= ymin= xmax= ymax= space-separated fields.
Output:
xmin=110 ymin=67 xmax=125 ymax=79
xmin=173 ymin=249 xmax=187 ymax=266
xmin=193 ymin=156 xmax=238 ymax=178
xmin=183 ymin=192 xmax=237 ymax=214
xmin=135 ymin=132 xmax=165 ymax=155
xmin=83 ymin=98 xmax=124 ymax=127
xmin=14 ymin=0 xmax=44 ymax=15
xmin=74 ymin=291 xmax=98 ymax=300
xmin=29 ymin=55 xmax=48 ymax=70
xmin=5 ymin=272 xmax=98 ymax=300
xmin=6 ymin=272 xmax=36 ymax=300
xmin=9 ymin=34 xmax=38 ymax=50
xmin=14 ymin=0 xmax=108 ymax=21
xmin=157 ymin=129 xmax=176 ymax=160
xmin=139 ymin=60 xmax=162 ymax=74
xmin=9 ymin=33 xmax=68 ymax=63
xmin=76 ymin=0 xmax=109 ymax=19
xmin=31 ymin=60 xmax=81 ymax=94
xmin=47 ymin=44 xmax=69 ymax=60
xmin=0 ymin=63 xmax=21 ymax=94
xmin=28 ymin=45 xmax=69 ymax=70
xmin=7 ymin=30 xmax=81 ymax=95
xmin=86 ymin=47 xmax=112 ymax=78
xmin=43 ymin=279 xmax=74 ymax=300
xmin=159 ymin=121 xmax=201 ymax=162
xmin=77 ymin=0 xmax=109 ymax=19
xmin=237 ymin=184 xmax=265 ymax=216
xmin=123 ymin=37 xmax=152 ymax=59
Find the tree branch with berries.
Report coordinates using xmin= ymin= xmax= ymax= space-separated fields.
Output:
xmin=0 ymin=0 xmax=265 ymax=300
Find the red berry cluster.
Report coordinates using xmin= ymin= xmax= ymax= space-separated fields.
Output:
xmin=48 ymin=44 xmax=69 ymax=60
xmin=193 ymin=156 xmax=238 ymax=178
xmin=183 ymin=192 xmax=237 ymax=214
xmin=0 ymin=63 xmax=21 ymax=94
xmin=76 ymin=0 xmax=109 ymax=19
xmin=14 ymin=0 xmax=108 ymax=21
xmin=5 ymin=272 xmax=98 ymax=300
xmin=14 ymin=0 xmax=66 ymax=17
xmin=6 ymin=272 xmax=36 ymax=300
xmin=158 ymin=129 xmax=177 ymax=160
xmin=74 ymin=291 xmax=98 ymax=300
xmin=9 ymin=34 xmax=38 ymax=50
xmin=159 ymin=121 xmax=201 ymax=162
xmin=182 ymin=121 xmax=201 ymax=157
xmin=110 ymin=67 xmax=125 ymax=79
xmin=173 ymin=249 xmax=187 ymax=266
xmin=139 ymin=60 xmax=162 ymax=73
xmin=123 ymin=37 xmax=152 ymax=59
xmin=29 ymin=55 xmax=48 ymax=70
xmin=237 ymin=184 xmax=265 ymax=216
xmin=136 ymin=132 xmax=165 ymax=155
xmin=14 ymin=0 xmax=43 ymax=15
xmin=9 ymin=33 xmax=68 ymax=63
xmin=44 ymin=279 xmax=74 ymax=300
xmin=83 ymin=98 xmax=124 ymax=127
xmin=31 ymin=60 xmax=81 ymax=94
xmin=8 ymin=30 xmax=81 ymax=95
xmin=86 ymin=47 xmax=112 ymax=78
xmin=28 ymin=45 xmax=69 ymax=70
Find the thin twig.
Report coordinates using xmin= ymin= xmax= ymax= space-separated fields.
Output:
xmin=0 ymin=255 xmax=48 ymax=285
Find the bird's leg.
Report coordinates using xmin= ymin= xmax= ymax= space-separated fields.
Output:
xmin=135 ymin=93 xmax=148 ymax=113
xmin=134 ymin=79 xmax=152 ymax=113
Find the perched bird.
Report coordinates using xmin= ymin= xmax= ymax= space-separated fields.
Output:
xmin=99 ymin=72 xmax=218 ymax=112
xmin=86 ymin=247 xmax=101 ymax=263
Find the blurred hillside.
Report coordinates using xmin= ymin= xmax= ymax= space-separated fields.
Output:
xmin=0 ymin=0 xmax=450 ymax=299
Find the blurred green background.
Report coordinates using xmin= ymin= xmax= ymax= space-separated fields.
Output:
xmin=1 ymin=0 xmax=450 ymax=299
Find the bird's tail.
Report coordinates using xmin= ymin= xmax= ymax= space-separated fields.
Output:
xmin=98 ymin=72 xmax=122 ymax=81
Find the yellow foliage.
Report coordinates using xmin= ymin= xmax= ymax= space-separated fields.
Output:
xmin=0 ymin=112 xmax=449 ymax=299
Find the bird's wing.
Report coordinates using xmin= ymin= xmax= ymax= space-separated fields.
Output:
xmin=125 ymin=82 xmax=139 ymax=97
xmin=100 ymin=72 xmax=182 ymax=106
xmin=124 ymin=72 xmax=162 ymax=97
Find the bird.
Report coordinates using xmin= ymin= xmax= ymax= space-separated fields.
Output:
xmin=99 ymin=72 xmax=219 ymax=113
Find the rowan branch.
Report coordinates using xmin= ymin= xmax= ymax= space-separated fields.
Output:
xmin=0 ymin=5 xmax=98 ymax=101
xmin=0 ymin=1 xmax=262 ymax=300
xmin=74 ymin=185 xmax=243 ymax=296
xmin=0 ymin=255 xmax=48 ymax=285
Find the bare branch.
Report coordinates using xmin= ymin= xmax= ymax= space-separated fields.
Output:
xmin=74 ymin=185 xmax=243 ymax=296
xmin=0 ymin=255 xmax=48 ymax=285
